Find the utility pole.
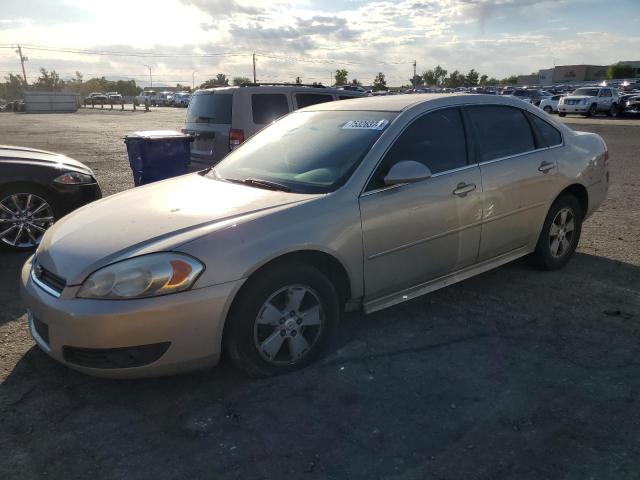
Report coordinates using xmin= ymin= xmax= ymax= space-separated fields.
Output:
xmin=412 ymin=60 xmax=417 ymax=88
xmin=329 ymin=71 xmax=333 ymax=87
xmin=192 ymin=71 xmax=196 ymax=90
xmin=16 ymin=44 xmax=28 ymax=85
xmin=252 ymin=53 xmax=257 ymax=83
xmin=144 ymin=64 xmax=152 ymax=88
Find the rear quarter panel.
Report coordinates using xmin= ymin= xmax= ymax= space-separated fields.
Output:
xmin=556 ymin=129 xmax=608 ymax=218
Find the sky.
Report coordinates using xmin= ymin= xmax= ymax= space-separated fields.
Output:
xmin=1 ymin=0 xmax=639 ymax=87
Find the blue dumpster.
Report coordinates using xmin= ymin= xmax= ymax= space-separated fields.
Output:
xmin=124 ymin=130 xmax=193 ymax=186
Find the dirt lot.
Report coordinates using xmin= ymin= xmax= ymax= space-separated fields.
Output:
xmin=0 ymin=108 xmax=639 ymax=480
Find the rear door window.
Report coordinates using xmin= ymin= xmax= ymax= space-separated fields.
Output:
xmin=467 ymin=105 xmax=535 ymax=162
xmin=185 ymin=93 xmax=232 ymax=124
xmin=295 ymin=93 xmax=334 ymax=108
xmin=251 ymin=94 xmax=290 ymax=124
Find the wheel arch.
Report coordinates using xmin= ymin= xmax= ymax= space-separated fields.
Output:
xmin=219 ymin=249 xmax=354 ymax=356
xmin=241 ymin=249 xmax=353 ymax=308
xmin=0 ymin=180 xmax=61 ymax=207
xmin=555 ymin=183 xmax=588 ymax=218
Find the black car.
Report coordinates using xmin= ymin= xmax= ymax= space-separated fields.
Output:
xmin=0 ymin=146 xmax=102 ymax=251
xmin=619 ymin=94 xmax=640 ymax=116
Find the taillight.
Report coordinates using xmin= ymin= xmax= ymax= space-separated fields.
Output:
xmin=229 ymin=129 xmax=244 ymax=150
xmin=601 ymin=137 xmax=609 ymax=165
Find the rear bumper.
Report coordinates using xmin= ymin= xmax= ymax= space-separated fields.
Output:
xmin=21 ymin=255 xmax=244 ymax=378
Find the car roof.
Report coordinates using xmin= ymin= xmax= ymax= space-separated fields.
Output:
xmin=195 ymin=85 xmax=362 ymax=96
xmin=304 ymin=93 xmax=533 ymax=112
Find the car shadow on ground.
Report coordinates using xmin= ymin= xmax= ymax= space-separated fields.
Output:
xmin=1 ymin=252 xmax=640 ymax=479
xmin=0 ymin=250 xmax=30 ymax=327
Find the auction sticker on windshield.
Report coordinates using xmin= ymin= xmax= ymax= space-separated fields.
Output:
xmin=342 ymin=119 xmax=389 ymax=130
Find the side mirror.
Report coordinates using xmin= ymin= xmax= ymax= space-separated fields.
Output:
xmin=383 ymin=161 xmax=432 ymax=186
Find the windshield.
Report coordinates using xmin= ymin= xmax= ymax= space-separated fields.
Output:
xmin=209 ymin=110 xmax=396 ymax=194
xmin=186 ymin=92 xmax=233 ymax=124
xmin=572 ymin=88 xmax=599 ymax=96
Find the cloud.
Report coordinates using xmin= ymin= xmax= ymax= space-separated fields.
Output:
xmin=0 ymin=0 xmax=637 ymax=86
xmin=1 ymin=0 xmax=92 ymax=24
xmin=179 ymin=0 xmax=264 ymax=16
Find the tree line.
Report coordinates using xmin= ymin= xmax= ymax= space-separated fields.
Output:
xmin=0 ymin=68 xmax=144 ymax=100
xmin=2 ymin=61 xmax=635 ymax=101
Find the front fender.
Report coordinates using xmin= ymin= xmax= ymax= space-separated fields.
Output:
xmin=178 ymin=192 xmax=365 ymax=299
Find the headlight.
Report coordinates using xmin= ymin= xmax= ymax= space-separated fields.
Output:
xmin=77 ymin=253 xmax=204 ymax=299
xmin=53 ymin=172 xmax=94 ymax=185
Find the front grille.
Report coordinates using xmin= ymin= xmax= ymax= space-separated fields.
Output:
xmin=565 ymin=99 xmax=580 ymax=105
xmin=33 ymin=259 xmax=66 ymax=295
xmin=32 ymin=315 xmax=50 ymax=345
xmin=63 ymin=343 xmax=171 ymax=369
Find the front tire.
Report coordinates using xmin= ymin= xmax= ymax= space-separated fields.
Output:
xmin=558 ymin=112 xmax=566 ymax=117
xmin=584 ymin=103 xmax=597 ymax=117
xmin=532 ymin=195 xmax=583 ymax=271
xmin=543 ymin=105 xmax=552 ymax=113
xmin=0 ymin=185 xmax=57 ymax=251
xmin=225 ymin=262 xmax=339 ymax=378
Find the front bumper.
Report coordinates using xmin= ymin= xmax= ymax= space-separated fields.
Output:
xmin=54 ymin=182 xmax=102 ymax=217
xmin=557 ymin=104 xmax=589 ymax=113
xmin=20 ymin=256 xmax=244 ymax=378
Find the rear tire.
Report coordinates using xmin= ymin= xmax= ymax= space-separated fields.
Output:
xmin=607 ymin=103 xmax=618 ymax=117
xmin=224 ymin=262 xmax=339 ymax=378
xmin=531 ymin=195 xmax=583 ymax=271
xmin=543 ymin=105 xmax=552 ymax=113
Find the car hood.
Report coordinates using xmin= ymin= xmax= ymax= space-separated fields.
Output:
xmin=36 ymin=173 xmax=320 ymax=284
xmin=0 ymin=145 xmax=93 ymax=174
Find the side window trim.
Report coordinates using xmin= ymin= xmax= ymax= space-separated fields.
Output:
xmin=361 ymin=106 xmax=472 ymax=195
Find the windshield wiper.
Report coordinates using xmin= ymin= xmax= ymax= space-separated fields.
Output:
xmin=218 ymin=175 xmax=291 ymax=192
xmin=242 ymin=178 xmax=291 ymax=192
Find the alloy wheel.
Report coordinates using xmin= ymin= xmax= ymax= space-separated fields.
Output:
xmin=253 ymin=285 xmax=324 ymax=365
xmin=549 ymin=207 xmax=575 ymax=259
xmin=0 ymin=193 xmax=55 ymax=248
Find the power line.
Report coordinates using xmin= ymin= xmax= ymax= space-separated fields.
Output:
xmin=0 ymin=44 xmax=414 ymax=67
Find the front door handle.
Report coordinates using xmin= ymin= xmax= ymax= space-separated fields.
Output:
xmin=538 ymin=161 xmax=555 ymax=173
xmin=453 ymin=182 xmax=476 ymax=197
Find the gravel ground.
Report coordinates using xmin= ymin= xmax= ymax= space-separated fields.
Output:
xmin=0 ymin=108 xmax=639 ymax=480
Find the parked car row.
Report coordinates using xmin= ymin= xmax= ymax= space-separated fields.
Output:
xmin=531 ymin=86 xmax=640 ymax=118
xmin=134 ymin=90 xmax=192 ymax=107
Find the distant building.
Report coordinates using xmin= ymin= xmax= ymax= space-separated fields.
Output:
xmin=552 ymin=65 xmax=607 ymax=83
xmin=538 ymin=68 xmax=554 ymax=85
xmin=619 ymin=61 xmax=640 ymax=78
xmin=517 ymin=74 xmax=539 ymax=86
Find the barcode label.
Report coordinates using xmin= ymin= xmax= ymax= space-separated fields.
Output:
xmin=342 ymin=119 xmax=389 ymax=130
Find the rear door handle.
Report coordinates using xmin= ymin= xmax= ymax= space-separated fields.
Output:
xmin=538 ymin=161 xmax=555 ymax=173
xmin=453 ymin=183 xmax=476 ymax=197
